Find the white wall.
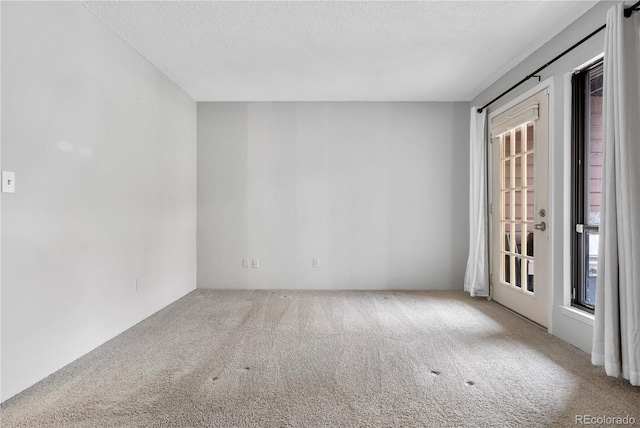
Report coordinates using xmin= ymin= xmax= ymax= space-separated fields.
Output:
xmin=197 ymin=102 xmax=469 ymax=290
xmin=470 ymin=1 xmax=614 ymax=353
xmin=1 ymin=2 xmax=197 ymax=401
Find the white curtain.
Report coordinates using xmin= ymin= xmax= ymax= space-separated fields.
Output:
xmin=464 ymin=108 xmax=489 ymax=297
xmin=592 ymin=3 xmax=640 ymax=386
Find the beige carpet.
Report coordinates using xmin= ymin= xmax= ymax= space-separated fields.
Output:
xmin=1 ymin=290 xmax=639 ymax=427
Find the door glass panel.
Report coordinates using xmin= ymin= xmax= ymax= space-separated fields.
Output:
xmin=504 ymin=133 xmax=511 ymax=157
xmin=525 ymin=222 xmax=534 ymax=293
xmin=502 ymin=222 xmax=510 ymax=285
xmin=504 ymin=159 xmax=511 ymax=188
xmin=526 ymin=256 xmax=535 ymax=292
xmin=503 ymin=191 xmax=511 ymax=220
xmin=526 ymin=190 xmax=534 ymax=221
xmin=526 ymin=123 xmax=534 ymax=151
xmin=526 ymin=153 xmax=534 ymax=186
xmin=514 ymin=223 xmax=522 ymax=289
xmin=498 ymin=121 xmax=535 ymax=294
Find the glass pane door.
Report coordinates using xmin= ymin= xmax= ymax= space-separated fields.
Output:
xmin=491 ymin=88 xmax=549 ymax=327
xmin=499 ymin=123 xmax=535 ymax=294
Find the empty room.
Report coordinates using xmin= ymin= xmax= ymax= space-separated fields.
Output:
xmin=1 ymin=0 xmax=639 ymax=426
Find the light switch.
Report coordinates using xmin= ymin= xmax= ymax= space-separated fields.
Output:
xmin=2 ymin=171 xmax=15 ymax=193
xmin=252 ymin=258 xmax=259 ymax=268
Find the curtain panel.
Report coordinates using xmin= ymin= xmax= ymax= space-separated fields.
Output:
xmin=591 ymin=3 xmax=640 ymax=386
xmin=464 ymin=108 xmax=489 ymax=297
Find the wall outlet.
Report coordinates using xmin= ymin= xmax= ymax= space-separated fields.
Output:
xmin=312 ymin=258 xmax=320 ymax=268
xmin=242 ymin=258 xmax=249 ymax=268
xmin=252 ymin=258 xmax=259 ymax=268
xmin=136 ymin=278 xmax=142 ymax=292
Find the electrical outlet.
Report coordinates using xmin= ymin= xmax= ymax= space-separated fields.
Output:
xmin=136 ymin=278 xmax=142 ymax=292
xmin=242 ymin=258 xmax=249 ymax=268
xmin=252 ymin=258 xmax=259 ymax=268
xmin=312 ymin=258 xmax=320 ymax=268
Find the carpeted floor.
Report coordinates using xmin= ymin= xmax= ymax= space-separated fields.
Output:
xmin=1 ymin=290 xmax=639 ymax=427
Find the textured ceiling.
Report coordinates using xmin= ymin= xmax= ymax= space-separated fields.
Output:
xmin=81 ymin=1 xmax=598 ymax=101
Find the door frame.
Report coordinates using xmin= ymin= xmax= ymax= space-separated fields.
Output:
xmin=487 ymin=78 xmax=555 ymax=333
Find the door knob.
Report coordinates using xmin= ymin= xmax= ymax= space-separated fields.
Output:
xmin=534 ymin=222 xmax=546 ymax=231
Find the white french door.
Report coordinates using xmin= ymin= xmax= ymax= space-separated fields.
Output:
xmin=490 ymin=89 xmax=549 ymax=327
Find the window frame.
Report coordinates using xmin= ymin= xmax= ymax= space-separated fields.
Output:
xmin=570 ymin=59 xmax=603 ymax=313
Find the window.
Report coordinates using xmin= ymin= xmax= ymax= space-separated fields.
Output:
xmin=571 ymin=60 xmax=603 ymax=312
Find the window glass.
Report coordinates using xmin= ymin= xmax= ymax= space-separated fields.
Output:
xmin=572 ymin=60 xmax=603 ymax=311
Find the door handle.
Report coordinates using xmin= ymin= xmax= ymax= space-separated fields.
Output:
xmin=534 ymin=222 xmax=546 ymax=231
